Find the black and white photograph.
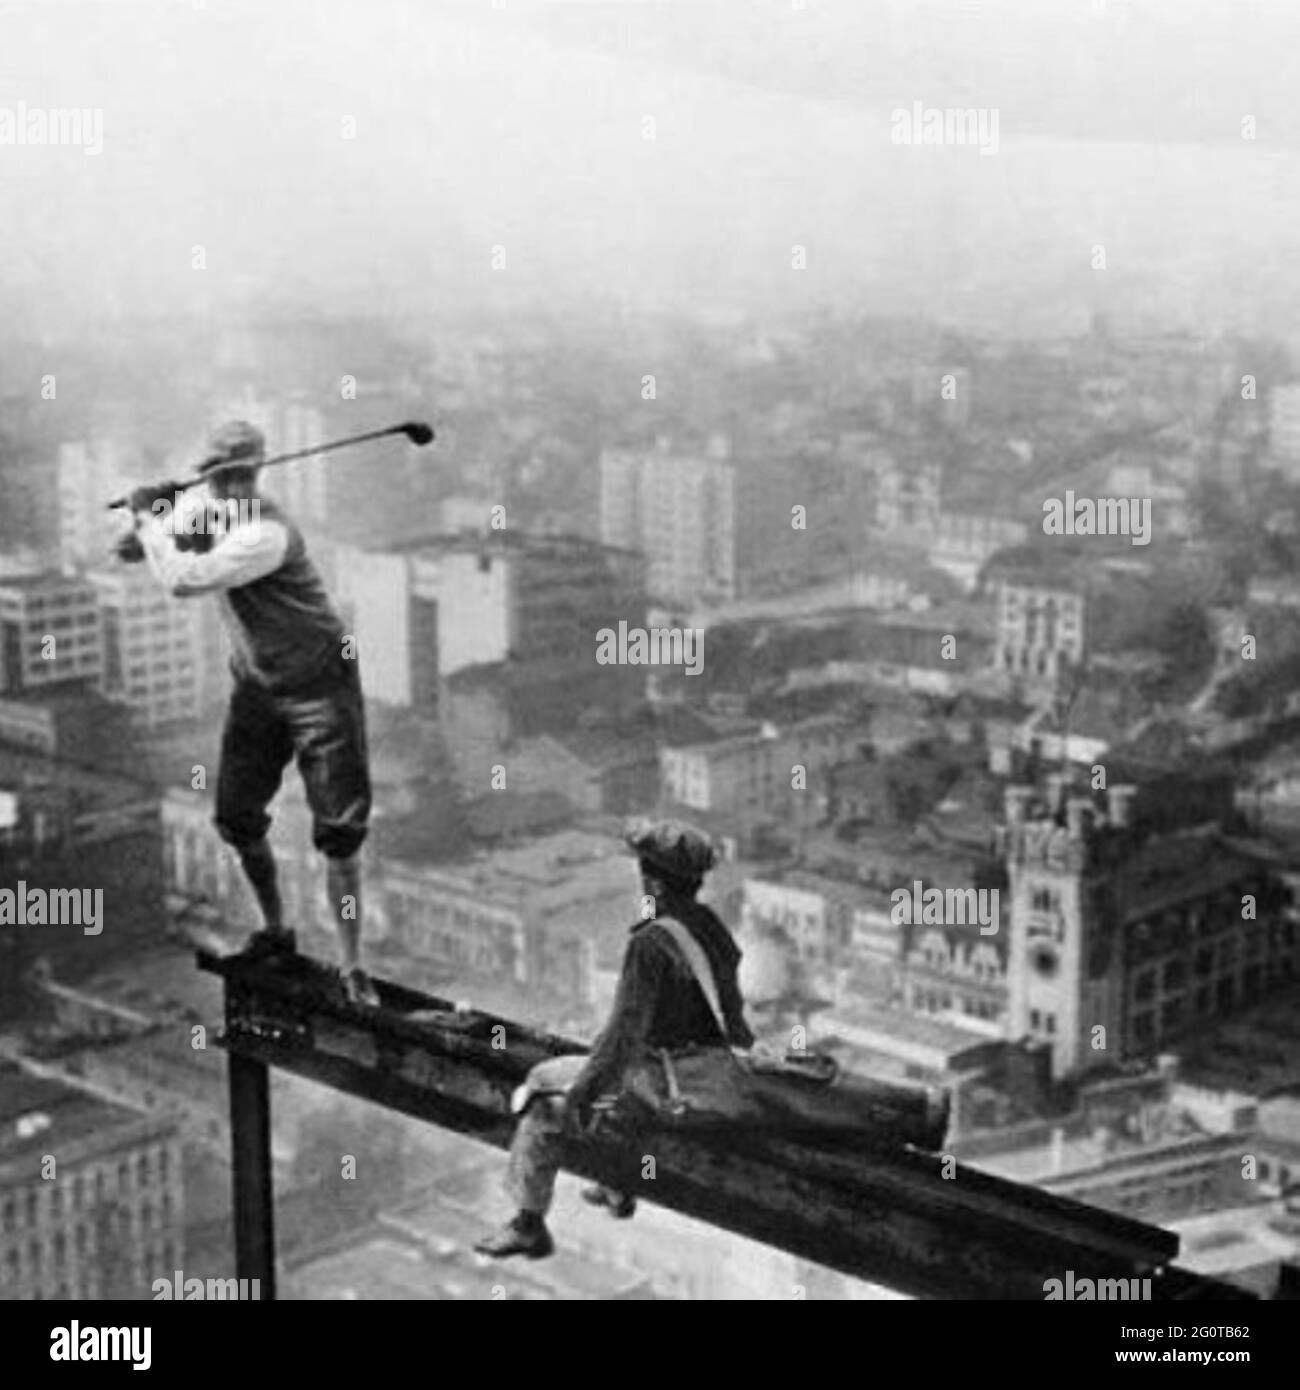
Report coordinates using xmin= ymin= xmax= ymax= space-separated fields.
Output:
xmin=0 ymin=0 xmax=1298 ymax=1349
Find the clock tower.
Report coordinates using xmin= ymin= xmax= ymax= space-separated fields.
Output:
xmin=1003 ymin=783 xmax=1126 ymax=1078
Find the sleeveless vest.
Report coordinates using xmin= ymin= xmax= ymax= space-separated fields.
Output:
xmin=219 ymin=497 xmax=347 ymax=694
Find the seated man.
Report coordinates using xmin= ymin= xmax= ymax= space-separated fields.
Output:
xmin=475 ymin=817 xmax=754 ymax=1259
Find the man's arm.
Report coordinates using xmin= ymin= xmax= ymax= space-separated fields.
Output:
xmin=137 ymin=510 xmax=288 ymax=597
xmin=720 ymin=968 xmax=755 ymax=1050
xmin=568 ymin=932 xmax=666 ymax=1110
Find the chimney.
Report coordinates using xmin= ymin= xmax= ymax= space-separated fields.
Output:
xmin=1066 ymin=796 xmax=1093 ymax=842
xmin=1004 ymin=785 xmax=1033 ymax=824
xmin=1108 ymin=784 xmax=1138 ymax=830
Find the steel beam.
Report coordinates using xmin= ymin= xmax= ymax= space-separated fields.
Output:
xmin=201 ymin=948 xmax=1254 ymax=1301
xmin=226 ymin=1049 xmax=276 ymax=1300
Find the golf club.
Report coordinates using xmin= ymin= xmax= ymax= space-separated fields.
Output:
xmin=106 ymin=419 xmax=435 ymax=510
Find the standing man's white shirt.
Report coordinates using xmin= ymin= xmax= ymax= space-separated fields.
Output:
xmin=138 ymin=499 xmax=289 ymax=597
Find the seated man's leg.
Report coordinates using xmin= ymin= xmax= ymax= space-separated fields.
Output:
xmin=507 ymin=1095 xmax=568 ymax=1218
xmin=475 ymin=1094 xmax=565 ymax=1259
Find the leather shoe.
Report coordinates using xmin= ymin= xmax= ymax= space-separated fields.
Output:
xmin=581 ymin=1185 xmax=637 ymax=1219
xmin=473 ymin=1215 xmax=554 ymax=1260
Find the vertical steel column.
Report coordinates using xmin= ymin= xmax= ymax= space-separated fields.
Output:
xmin=228 ymin=1051 xmax=276 ymax=1300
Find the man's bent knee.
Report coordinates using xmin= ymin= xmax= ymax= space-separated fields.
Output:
xmin=315 ymin=823 xmax=368 ymax=860
xmin=214 ymin=812 xmax=272 ymax=852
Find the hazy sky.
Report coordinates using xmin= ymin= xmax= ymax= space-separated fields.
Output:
xmin=0 ymin=0 xmax=1295 ymax=341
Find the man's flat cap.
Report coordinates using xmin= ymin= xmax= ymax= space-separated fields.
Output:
xmin=623 ymin=816 xmax=718 ymax=880
xmin=200 ymin=420 xmax=266 ymax=473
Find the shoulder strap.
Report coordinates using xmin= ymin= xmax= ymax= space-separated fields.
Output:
xmin=652 ymin=916 xmax=729 ymax=1040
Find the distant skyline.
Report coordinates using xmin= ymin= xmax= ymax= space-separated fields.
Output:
xmin=0 ymin=0 xmax=1295 ymax=344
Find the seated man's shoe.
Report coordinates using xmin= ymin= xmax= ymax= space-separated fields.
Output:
xmin=242 ymin=928 xmax=297 ymax=962
xmin=581 ymin=1185 xmax=637 ymax=1219
xmin=473 ymin=1213 xmax=554 ymax=1260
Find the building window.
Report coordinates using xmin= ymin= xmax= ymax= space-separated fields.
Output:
xmin=1134 ymin=969 xmax=1156 ymax=1003
xmin=1044 ymin=1013 xmax=1056 ymax=1035
xmin=1030 ymin=1009 xmax=1041 ymax=1030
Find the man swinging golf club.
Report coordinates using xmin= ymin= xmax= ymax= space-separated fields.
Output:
xmin=116 ymin=419 xmax=379 ymax=1006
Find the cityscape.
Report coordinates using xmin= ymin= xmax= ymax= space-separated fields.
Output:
xmin=1 ymin=0 xmax=1299 ymax=1315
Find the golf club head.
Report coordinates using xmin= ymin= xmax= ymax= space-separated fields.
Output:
xmin=400 ymin=421 xmax=435 ymax=446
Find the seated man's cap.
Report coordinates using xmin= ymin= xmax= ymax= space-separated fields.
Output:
xmin=623 ymin=816 xmax=718 ymax=881
xmin=199 ymin=420 xmax=266 ymax=473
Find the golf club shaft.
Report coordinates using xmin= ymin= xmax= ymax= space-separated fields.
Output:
xmin=107 ymin=421 xmax=433 ymax=509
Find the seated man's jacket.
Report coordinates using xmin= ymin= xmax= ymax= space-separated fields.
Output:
xmin=570 ymin=900 xmax=754 ymax=1107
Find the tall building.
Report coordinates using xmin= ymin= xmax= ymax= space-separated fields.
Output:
xmin=337 ymin=533 xmax=646 ymax=715
xmin=599 ymin=436 xmax=736 ymax=607
xmin=599 ymin=433 xmax=856 ymax=607
xmin=58 ymin=441 xmax=131 ymax=571
xmin=992 ymin=575 xmax=1086 ymax=693
xmin=0 ymin=1065 xmax=184 ymax=1300
xmin=88 ymin=567 xmax=204 ymax=728
xmin=1266 ymin=383 xmax=1300 ymax=480
xmin=1002 ymin=777 xmax=1299 ymax=1080
xmin=0 ymin=573 xmax=103 ymax=696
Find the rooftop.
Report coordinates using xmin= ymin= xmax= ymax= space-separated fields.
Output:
xmin=364 ymin=530 xmax=643 ymax=564
xmin=0 ymin=1062 xmax=165 ymax=1173
xmin=0 ymin=743 xmax=155 ymax=815
xmin=0 ymin=570 xmax=96 ymax=596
